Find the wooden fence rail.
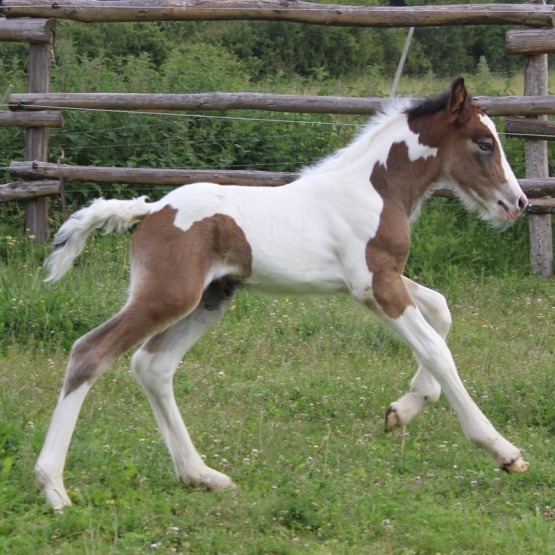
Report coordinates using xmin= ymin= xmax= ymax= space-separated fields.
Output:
xmin=506 ymin=28 xmax=555 ymax=55
xmin=504 ymin=117 xmax=555 ymax=139
xmin=9 ymin=161 xmax=555 ymax=198
xmin=0 ymin=111 xmax=62 ymax=127
xmin=2 ymin=0 xmax=553 ymax=27
xmin=10 ymin=92 xmax=555 ymax=118
xmin=0 ymin=18 xmax=54 ymax=43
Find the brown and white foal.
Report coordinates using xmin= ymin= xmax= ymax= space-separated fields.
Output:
xmin=37 ymin=78 xmax=528 ymax=509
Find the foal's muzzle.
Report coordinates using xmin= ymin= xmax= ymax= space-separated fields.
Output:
xmin=497 ymin=193 xmax=528 ymax=221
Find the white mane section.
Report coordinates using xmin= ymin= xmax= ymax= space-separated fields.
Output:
xmin=300 ymin=99 xmax=417 ymax=178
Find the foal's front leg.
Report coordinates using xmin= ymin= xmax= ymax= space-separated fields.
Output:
xmin=358 ymin=272 xmax=527 ymax=472
xmin=385 ymin=277 xmax=450 ymax=431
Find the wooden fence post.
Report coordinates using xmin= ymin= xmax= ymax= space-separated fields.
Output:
xmin=24 ymin=40 xmax=52 ymax=243
xmin=524 ymin=5 xmax=553 ymax=277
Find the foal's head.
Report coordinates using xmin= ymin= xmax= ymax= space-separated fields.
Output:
xmin=408 ymin=77 xmax=527 ymax=224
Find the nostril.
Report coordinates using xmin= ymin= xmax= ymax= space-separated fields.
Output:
xmin=518 ymin=195 xmax=528 ymax=210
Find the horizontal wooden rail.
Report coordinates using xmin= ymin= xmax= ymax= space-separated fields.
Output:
xmin=473 ymin=95 xmax=555 ymax=117
xmin=2 ymin=1 xmax=553 ymax=27
xmin=8 ymin=92 xmax=387 ymax=116
xmin=504 ymin=117 xmax=555 ymax=139
xmin=526 ymin=198 xmax=555 ymax=214
xmin=9 ymin=162 xmax=298 ymax=187
xmin=9 ymin=161 xmax=555 ymax=199
xmin=0 ymin=18 xmax=55 ymax=43
xmin=0 ymin=180 xmax=60 ymax=202
xmin=0 ymin=111 xmax=62 ymax=128
xmin=506 ymin=28 xmax=555 ymax=55
xmin=10 ymin=91 xmax=555 ymax=117
xmin=519 ymin=178 xmax=555 ymax=198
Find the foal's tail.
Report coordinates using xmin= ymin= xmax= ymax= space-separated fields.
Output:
xmin=44 ymin=196 xmax=152 ymax=282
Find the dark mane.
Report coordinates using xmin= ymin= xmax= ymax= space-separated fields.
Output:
xmin=405 ymin=90 xmax=453 ymax=120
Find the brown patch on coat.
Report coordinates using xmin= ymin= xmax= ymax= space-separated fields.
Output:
xmin=365 ymin=143 xmax=439 ymax=319
xmin=131 ymin=205 xmax=252 ymax=304
xmin=64 ymin=206 xmax=252 ymax=396
xmin=365 ymin=199 xmax=415 ymax=319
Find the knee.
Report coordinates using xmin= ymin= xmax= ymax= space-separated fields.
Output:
xmin=131 ymin=348 xmax=151 ymax=381
xmin=427 ymin=291 xmax=452 ymax=339
xmin=131 ymin=348 xmax=173 ymax=391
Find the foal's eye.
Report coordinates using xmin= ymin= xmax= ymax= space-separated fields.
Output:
xmin=477 ymin=140 xmax=493 ymax=152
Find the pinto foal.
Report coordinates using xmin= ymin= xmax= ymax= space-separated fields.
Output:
xmin=37 ymin=78 xmax=528 ymax=509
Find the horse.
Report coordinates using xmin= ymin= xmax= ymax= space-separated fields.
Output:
xmin=36 ymin=77 xmax=528 ymax=509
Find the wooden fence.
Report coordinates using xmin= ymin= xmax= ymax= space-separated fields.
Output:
xmin=1 ymin=0 xmax=555 ymax=275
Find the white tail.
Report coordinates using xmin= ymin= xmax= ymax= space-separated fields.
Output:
xmin=44 ymin=196 xmax=152 ymax=282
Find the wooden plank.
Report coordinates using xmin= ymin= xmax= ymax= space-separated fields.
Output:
xmin=519 ymin=178 xmax=555 ymax=197
xmin=24 ymin=43 xmax=52 ymax=244
xmin=524 ymin=48 xmax=553 ymax=277
xmin=0 ymin=180 xmax=60 ymax=202
xmin=473 ymin=95 xmax=555 ymax=116
xmin=526 ymin=198 xmax=555 ymax=214
xmin=0 ymin=18 xmax=55 ymax=43
xmin=2 ymin=1 xmax=553 ymax=27
xmin=9 ymin=162 xmax=298 ymax=187
xmin=0 ymin=111 xmax=62 ymax=128
xmin=8 ymin=92 xmax=387 ymax=115
xmin=506 ymin=28 xmax=555 ymax=55
xmin=10 ymin=91 xmax=555 ymax=117
xmin=504 ymin=116 xmax=555 ymax=139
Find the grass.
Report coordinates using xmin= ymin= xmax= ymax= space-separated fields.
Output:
xmin=0 ymin=226 xmax=555 ymax=553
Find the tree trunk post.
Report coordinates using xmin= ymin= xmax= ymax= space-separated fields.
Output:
xmin=24 ymin=41 xmax=52 ymax=243
xmin=524 ymin=30 xmax=553 ymax=276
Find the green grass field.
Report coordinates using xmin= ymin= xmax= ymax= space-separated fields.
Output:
xmin=1 ymin=227 xmax=555 ymax=554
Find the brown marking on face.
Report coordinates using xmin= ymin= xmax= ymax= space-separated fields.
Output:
xmin=64 ymin=207 xmax=253 ymax=395
xmin=409 ymin=98 xmax=509 ymax=210
xmin=444 ymin=110 xmax=508 ymax=205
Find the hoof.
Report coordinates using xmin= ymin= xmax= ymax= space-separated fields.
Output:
xmin=182 ymin=466 xmax=237 ymax=491
xmin=43 ymin=488 xmax=72 ymax=510
xmin=202 ymin=474 xmax=237 ymax=492
xmin=502 ymin=455 xmax=529 ymax=474
xmin=385 ymin=405 xmax=401 ymax=432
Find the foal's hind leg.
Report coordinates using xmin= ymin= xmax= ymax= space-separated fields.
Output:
xmin=35 ymin=300 xmax=197 ymax=509
xmin=131 ymin=280 xmax=237 ymax=490
xmin=385 ymin=278 xmax=451 ymax=431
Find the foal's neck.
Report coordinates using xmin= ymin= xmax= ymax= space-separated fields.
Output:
xmin=370 ymin=126 xmax=443 ymax=218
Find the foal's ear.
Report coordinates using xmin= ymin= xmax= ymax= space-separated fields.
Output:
xmin=448 ymin=77 xmax=470 ymax=123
